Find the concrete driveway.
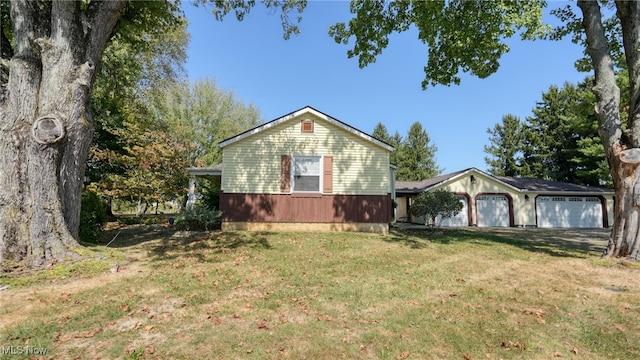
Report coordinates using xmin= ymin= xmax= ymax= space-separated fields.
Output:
xmin=395 ymin=223 xmax=611 ymax=255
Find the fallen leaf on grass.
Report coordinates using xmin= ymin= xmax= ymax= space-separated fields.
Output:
xmin=75 ymin=328 xmax=103 ymax=338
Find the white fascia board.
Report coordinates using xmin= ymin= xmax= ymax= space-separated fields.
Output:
xmin=218 ymin=106 xmax=394 ymax=152
xmin=423 ymin=168 xmax=523 ymax=193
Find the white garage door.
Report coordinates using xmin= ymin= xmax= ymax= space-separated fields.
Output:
xmin=437 ymin=195 xmax=469 ymax=227
xmin=536 ymin=196 xmax=603 ymax=228
xmin=477 ymin=195 xmax=510 ymax=227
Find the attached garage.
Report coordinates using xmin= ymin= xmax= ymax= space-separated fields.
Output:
xmin=536 ymin=196 xmax=604 ymax=228
xmin=477 ymin=194 xmax=511 ymax=227
xmin=395 ymin=168 xmax=614 ymax=228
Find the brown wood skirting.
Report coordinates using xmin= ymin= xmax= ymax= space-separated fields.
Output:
xmin=220 ymin=192 xmax=392 ymax=223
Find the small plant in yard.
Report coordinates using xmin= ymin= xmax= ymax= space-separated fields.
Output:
xmin=173 ymin=204 xmax=222 ymax=231
xmin=410 ymin=189 xmax=463 ymax=226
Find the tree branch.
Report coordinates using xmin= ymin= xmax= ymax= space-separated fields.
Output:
xmin=616 ymin=1 xmax=640 ymax=145
xmin=578 ymin=1 xmax=623 ymax=150
xmin=83 ymin=0 xmax=126 ymax=71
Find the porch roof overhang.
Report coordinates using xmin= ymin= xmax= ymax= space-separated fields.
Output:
xmin=187 ymin=164 xmax=222 ymax=177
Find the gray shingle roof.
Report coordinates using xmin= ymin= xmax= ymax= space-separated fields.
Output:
xmin=395 ymin=167 xmax=614 ymax=194
xmin=395 ymin=169 xmax=469 ymax=193
xmin=495 ymin=176 xmax=613 ymax=193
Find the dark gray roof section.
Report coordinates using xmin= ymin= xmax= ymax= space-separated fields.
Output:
xmin=496 ymin=176 xmax=613 ymax=194
xmin=395 ymin=167 xmax=614 ymax=195
xmin=395 ymin=169 xmax=470 ymax=194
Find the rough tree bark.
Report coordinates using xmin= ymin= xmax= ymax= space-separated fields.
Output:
xmin=579 ymin=1 xmax=640 ymax=260
xmin=0 ymin=1 xmax=125 ymax=267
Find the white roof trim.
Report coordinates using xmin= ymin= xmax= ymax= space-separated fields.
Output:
xmin=424 ymin=168 xmax=523 ymax=193
xmin=218 ymin=106 xmax=394 ymax=151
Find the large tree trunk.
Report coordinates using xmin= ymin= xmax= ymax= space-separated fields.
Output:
xmin=0 ymin=1 xmax=125 ymax=268
xmin=579 ymin=1 xmax=640 ymax=260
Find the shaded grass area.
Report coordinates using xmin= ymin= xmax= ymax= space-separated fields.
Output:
xmin=1 ymin=226 xmax=639 ymax=359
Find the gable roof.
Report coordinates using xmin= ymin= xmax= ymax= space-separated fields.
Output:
xmin=396 ymin=169 xmax=469 ymax=194
xmin=218 ymin=106 xmax=394 ymax=151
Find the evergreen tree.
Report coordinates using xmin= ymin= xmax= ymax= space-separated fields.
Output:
xmin=396 ymin=122 xmax=440 ymax=181
xmin=524 ymin=80 xmax=607 ymax=186
xmin=372 ymin=122 xmax=403 ymax=167
xmin=484 ymin=114 xmax=526 ymax=176
xmin=486 ymin=79 xmax=610 ymax=186
xmin=372 ymin=122 xmax=391 ymax=143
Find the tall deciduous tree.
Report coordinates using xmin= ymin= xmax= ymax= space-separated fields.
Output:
xmin=484 ymin=114 xmax=527 ymax=177
xmin=89 ymin=2 xmax=188 ymax=185
xmin=329 ymin=1 xmax=640 ymax=260
xmin=0 ymin=0 xmax=305 ymax=268
xmin=155 ymin=79 xmax=262 ymax=167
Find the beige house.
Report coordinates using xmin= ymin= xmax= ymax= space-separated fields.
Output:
xmin=215 ymin=106 xmax=396 ymax=234
xmin=396 ymin=168 xmax=614 ymax=228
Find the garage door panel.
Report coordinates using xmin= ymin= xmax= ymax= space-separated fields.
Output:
xmin=536 ymin=196 xmax=602 ymax=228
xmin=477 ymin=195 xmax=510 ymax=227
xmin=437 ymin=195 xmax=469 ymax=227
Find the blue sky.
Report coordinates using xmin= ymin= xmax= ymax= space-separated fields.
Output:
xmin=183 ymin=1 xmax=588 ymax=173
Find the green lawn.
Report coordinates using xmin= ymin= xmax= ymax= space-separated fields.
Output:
xmin=1 ymin=226 xmax=639 ymax=359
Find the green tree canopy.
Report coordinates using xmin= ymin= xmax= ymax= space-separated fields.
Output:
xmin=155 ymin=78 xmax=262 ymax=167
xmin=329 ymin=1 xmax=549 ymax=89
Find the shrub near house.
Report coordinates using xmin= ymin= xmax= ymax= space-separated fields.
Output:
xmin=410 ymin=189 xmax=463 ymax=227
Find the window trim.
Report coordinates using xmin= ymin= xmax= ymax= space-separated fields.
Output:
xmin=291 ymin=154 xmax=323 ymax=193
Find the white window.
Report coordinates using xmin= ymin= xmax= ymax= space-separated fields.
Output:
xmin=293 ymin=156 xmax=321 ymax=192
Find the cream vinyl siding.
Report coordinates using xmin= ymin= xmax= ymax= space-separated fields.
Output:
xmin=222 ymin=113 xmax=390 ymax=195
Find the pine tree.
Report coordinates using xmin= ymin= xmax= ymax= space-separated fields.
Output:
xmin=396 ymin=122 xmax=440 ymax=181
xmin=484 ymin=114 xmax=526 ymax=176
xmin=524 ymin=81 xmax=607 ymax=186
xmin=372 ymin=122 xmax=403 ymax=167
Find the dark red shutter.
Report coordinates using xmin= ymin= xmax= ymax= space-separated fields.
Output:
xmin=323 ymin=156 xmax=333 ymax=193
xmin=281 ymin=155 xmax=291 ymax=192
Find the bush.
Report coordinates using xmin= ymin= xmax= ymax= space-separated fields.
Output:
xmin=79 ymin=189 xmax=108 ymax=243
xmin=410 ymin=189 xmax=463 ymax=227
xmin=174 ymin=205 xmax=222 ymax=231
